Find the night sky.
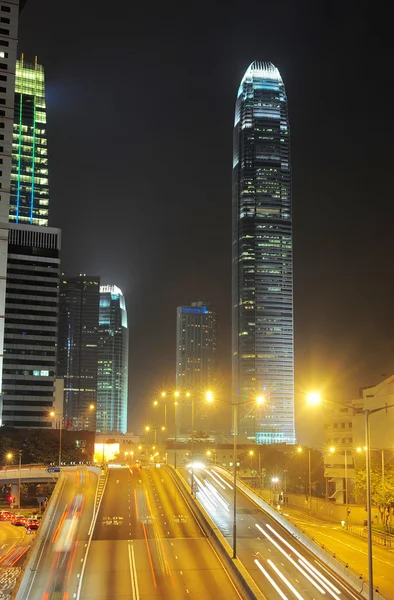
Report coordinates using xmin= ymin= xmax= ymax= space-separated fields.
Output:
xmin=18 ymin=1 xmax=393 ymax=445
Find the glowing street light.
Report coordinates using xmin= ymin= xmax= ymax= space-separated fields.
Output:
xmin=306 ymin=391 xmax=322 ymax=406
xmin=307 ymin=391 xmax=394 ymax=600
xmin=206 ymin=390 xmax=213 ymax=403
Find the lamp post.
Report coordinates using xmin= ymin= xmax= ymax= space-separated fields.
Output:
xmin=18 ymin=450 xmax=22 ymax=509
xmin=307 ymin=391 xmax=394 ymax=600
xmin=90 ymin=404 xmax=107 ymax=464
xmin=297 ymin=446 xmax=311 ymax=500
xmin=174 ymin=391 xmax=179 ymax=468
xmin=206 ymin=393 xmax=265 ymax=559
xmin=206 ymin=449 xmax=216 ymax=465
xmin=50 ymin=410 xmax=63 ymax=466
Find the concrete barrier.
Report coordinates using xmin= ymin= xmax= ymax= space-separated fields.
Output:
xmin=11 ymin=466 xmax=101 ymax=600
xmin=165 ymin=466 xmax=265 ymax=600
xmin=11 ymin=471 xmax=67 ymax=600
xmin=215 ymin=467 xmax=386 ymax=600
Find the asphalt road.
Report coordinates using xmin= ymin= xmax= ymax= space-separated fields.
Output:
xmin=80 ymin=465 xmax=242 ymax=599
xmin=181 ymin=466 xmax=364 ymax=600
xmin=0 ymin=520 xmax=30 ymax=567
xmin=282 ymin=505 xmax=394 ymax=599
xmin=25 ymin=467 xmax=98 ymax=600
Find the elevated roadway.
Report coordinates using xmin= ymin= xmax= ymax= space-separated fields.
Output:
xmin=180 ymin=466 xmax=364 ymax=600
xmin=80 ymin=465 xmax=242 ymax=599
xmin=22 ymin=467 xmax=98 ymax=600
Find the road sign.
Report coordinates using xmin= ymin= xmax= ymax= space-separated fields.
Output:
xmin=46 ymin=467 xmax=61 ymax=473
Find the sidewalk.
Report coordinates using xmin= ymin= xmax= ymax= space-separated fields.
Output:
xmin=279 ymin=504 xmax=394 ymax=599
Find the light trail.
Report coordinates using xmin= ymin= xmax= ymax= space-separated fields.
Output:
xmin=142 ymin=522 xmax=157 ymax=588
xmin=255 ymin=523 xmax=326 ymax=594
xmin=265 ymin=523 xmax=341 ymax=597
xmin=204 ymin=479 xmax=230 ymax=511
xmin=204 ymin=470 xmax=226 ymax=490
xmin=145 ymin=488 xmax=175 ymax=586
xmin=254 ymin=558 xmax=288 ymax=600
xmin=66 ymin=541 xmax=79 ymax=587
xmin=267 ymin=558 xmax=305 ymax=600
xmin=210 ymin=469 xmax=233 ymax=490
xmin=298 ymin=558 xmax=341 ymax=599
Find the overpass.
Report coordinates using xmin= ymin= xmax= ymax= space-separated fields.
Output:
xmin=0 ymin=466 xmax=61 ymax=484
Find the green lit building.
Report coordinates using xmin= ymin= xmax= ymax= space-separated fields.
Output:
xmin=10 ymin=55 xmax=49 ymax=226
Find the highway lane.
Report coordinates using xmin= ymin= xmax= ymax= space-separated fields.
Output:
xmin=181 ymin=466 xmax=364 ymax=600
xmin=0 ymin=520 xmax=30 ymax=567
xmin=0 ymin=520 xmax=31 ymax=599
xmin=80 ymin=465 xmax=242 ymax=599
xmin=25 ymin=467 xmax=98 ymax=600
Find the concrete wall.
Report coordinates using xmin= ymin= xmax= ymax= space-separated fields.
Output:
xmin=258 ymin=488 xmax=373 ymax=526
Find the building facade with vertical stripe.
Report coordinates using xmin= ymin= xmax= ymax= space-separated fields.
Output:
xmin=0 ymin=0 xmax=19 ymax=422
xmin=10 ymin=55 xmax=48 ymax=226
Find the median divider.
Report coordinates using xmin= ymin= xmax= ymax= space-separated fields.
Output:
xmin=164 ymin=465 xmax=265 ymax=600
xmin=11 ymin=471 xmax=68 ymax=600
xmin=215 ymin=467 xmax=387 ymax=600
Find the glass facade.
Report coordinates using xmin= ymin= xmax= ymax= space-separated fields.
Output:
xmin=1 ymin=224 xmax=60 ymax=428
xmin=176 ymin=301 xmax=217 ymax=433
xmin=98 ymin=285 xmax=128 ymax=434
xmin=10 ymin=55 xmax=49 ymax=226
xmin=57 ymin=276 xmax=100 ymax=430
xmin=232 ymin=61 xmax=296 ymax=444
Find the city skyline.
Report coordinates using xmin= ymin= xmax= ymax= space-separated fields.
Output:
xmin=15 ymin=2 xmax=394 ymax=445
xmin=232 ymin=61 xmax=295 ymax=445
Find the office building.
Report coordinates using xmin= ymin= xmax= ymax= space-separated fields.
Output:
xmin=57 ymin=275 xmax=100 ymax=430
xmin=97 ymin=285 xmax=128 ymax=434
xmin=176 ymin=300 xmax=217 ymax=432
xmin=0 ymin=0 xmax=19 ymax=422
xmin=323 ymin=403 xmax=355 ymax=504
xmin=232 ymin=61 xmax=296 ymax=444
xmin=1 ymin=223 xmax=60 ymax=427
xmin=10 ymin=55 xmax=48 ymax=226
xmin=176 ymin=300 xmax=217 ymax=391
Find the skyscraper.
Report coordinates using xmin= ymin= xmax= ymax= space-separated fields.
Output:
xmin=0 ymin=0 xmax=20 ymax=422
xmin=10 ymin=55 xmax=49 ymax=226
xmin=232 ymin=61 xmax=296 ymax=444
xmin=57 ymin=275 xmax=100 ymax=430
xmin=97 ymin=285 xmax=128 ymax=434
xmin=176 ymin=300 xmax=217 ymax=432
xmin=1 ymin=223 xmax=60 ymax=427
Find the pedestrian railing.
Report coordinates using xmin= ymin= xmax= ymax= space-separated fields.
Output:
xmin=347 ymin=524 xmax=393 ymax=549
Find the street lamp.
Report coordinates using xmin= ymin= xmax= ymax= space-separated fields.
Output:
xmin=90 ymin=404 xmax=107 ymax=463
xmin=206 ymin=393 xmax=264 ymax=558
xmin=206 ymin=449 xmax=216 ymax=465
xmin=307 ymin=390 xmax=394 ymax=600
xmin=297 ymin=446 xmax=311 ymax=500
xmin=50 ymin=410 xmax=63 ymax=466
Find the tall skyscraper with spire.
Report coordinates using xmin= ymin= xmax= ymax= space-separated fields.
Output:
xmin=232 ymin=61 xmax=296 ymax=444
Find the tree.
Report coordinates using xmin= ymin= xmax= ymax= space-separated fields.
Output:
xmin=354 ymin=459 xmax=394 ymax=525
